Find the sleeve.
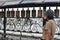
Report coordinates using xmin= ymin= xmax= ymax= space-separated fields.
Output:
xmin=45 ymin=22 xmax=51 ymax=40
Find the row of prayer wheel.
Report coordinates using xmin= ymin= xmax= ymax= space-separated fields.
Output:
xmin=0 ymin=7 xmax=60 ymax=18
xmin=0 ymin=8 xmax=42 ymax=18
xmin=7 ymin=8 xmax=42 ymax=18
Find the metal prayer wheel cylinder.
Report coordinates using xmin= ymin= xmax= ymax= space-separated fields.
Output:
xmin=16 ymin=9 xmax=20 ymax=17
xmin=10 ymin=9 xmax=15 ymax=18
xmin=26 ymin=8 xmax=30 ymax=18
xmin=32 ymin=8 xmax=36 ymax=18
xmin=0 ymin=9 xmax=4 ymax=18
xmin=7 ymin=9 xmax=10 ymax=17
xmin=0 ymin=11 xmax=4 ymax=18
xmin=38 ymin=10 xmax=42 ymax=18
xmin=21 ymin=8 xmax=25 ymax=18
xmin=54 ymin=8 xmax=59 ymax=18
xmin=59 ymin=10 xmax=60 ymax=17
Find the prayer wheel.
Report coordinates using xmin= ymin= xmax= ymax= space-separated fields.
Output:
xmin=0 ymin=9 xmax=4 ymax=18
xmin=21 ymin=8 xmax=25 ymax=18
xmin=59 ymin=9 xmax=60 ymax=17
xmin=32 ymin=7 xmax=36 ymax=18
xmin=16 ymin=8 xmax=20 ymax=17
xmin=54 ymin=7 xmax=59 ymax=18
xmin=10 ymin=8 xmax=15 ymax=18
xmin=38 ymin=7 xmax=42 ymax=18
xmin=26 ymin=8 xmax=30 ymax=18
xmin=7 ymin=9 xmax=10 ymax=17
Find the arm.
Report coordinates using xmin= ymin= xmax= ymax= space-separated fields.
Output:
xmin=45 ymin=22 xmax=51 ymax=40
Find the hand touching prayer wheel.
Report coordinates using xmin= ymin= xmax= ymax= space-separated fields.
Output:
xmin=21 ymin=8 xmax=25 ymax=18
xmin=32 ymin=7 xmax=36 ymax=18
